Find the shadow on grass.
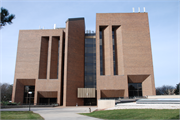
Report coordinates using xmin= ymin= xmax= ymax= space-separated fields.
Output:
xmin=170 ymin=114 xmax=180 ymax=119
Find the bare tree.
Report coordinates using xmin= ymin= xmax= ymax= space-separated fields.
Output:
xmin=0 ymin=83 xmax=13 ymax=101
xmin=156 ymin=85 xmax=175 ymax=95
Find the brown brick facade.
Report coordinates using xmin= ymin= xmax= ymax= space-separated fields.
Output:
xmin=96 ymin=13 xmax=156 ymax=101
xmin=12 ymin=13 xmax=155 ymax=106
xmin=63 ymin=18 xmax=85 ymax=106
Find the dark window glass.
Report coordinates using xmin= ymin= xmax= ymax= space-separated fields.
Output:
xmin=85 ymin=53 xmax=94 ymax=57
xmin=100 ymin=34 xmax=103 ymax=75
xmin=138 ymin=87 xmax=142 ymax=91
xmin=112 ymin=28 xmax=117 ymax=75
xmin=100 ymin=31 xmax=102 ymax=39
xmin=85 ymin=57 xmax=93 ymax=62
xmin=85 ymin=41 xmax=93 ymax=44
xmin=84 ymin=98 xmax=97 ymax=106
xmin=139 ymin=91 xmax=142 ymax=96
xmin=85 ymin=63 xmax=94 ymax=66
xmin=138 ymin=84 xmax=142 ymax=88
xmin=85 ymin=44 xmax=94 ymax=47
xmin=39 ymin=98 xmax=57 ymax=105
xmin=129 ymin=83 xmax=137 ymax=90
xmin=84 ymin=36 xmax=96 ymax=88
xmin=85 ymin=33 xmax=96 ymax=36
xmin=128 ymin=83 xmax=142 ymax=98
xmin=85 ymin=47 xmax=93 ymax=53
xmin=129 ymin=91 xmax=133 ymax=97
xmin=23 ymin=86 xmax=35 ymax=104
xmin=85 ymin=73 xmax=94 ymax=76
xmin=134 ymin=91 xmax=137 ymax=96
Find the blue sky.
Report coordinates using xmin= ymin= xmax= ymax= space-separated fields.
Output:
xmin=0 ymin=0 xmax=179 ymax=87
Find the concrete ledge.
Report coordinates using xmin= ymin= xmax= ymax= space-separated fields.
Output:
xmin=98 ymin=100 xmax=115 ymax=109
xmin=147 ymin=95 xmax=180 ymax=99
xmin=136 ymin=100 xmax=180 ymax=104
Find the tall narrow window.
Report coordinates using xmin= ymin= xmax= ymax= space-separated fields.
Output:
xmin=99 ymin=27 xmax=104 ymax=75
xmin=50 ymin=36 xmax=60 ymax=79
xmin=60 ymin=32 xmax=65 ymax=105
xmin=112 ymin=26 xmax=119 ymax=75
xmin=84 ymin=33 xmax=96 ymax=88
xmin=39 ymin=36 xmax=49 ymax=79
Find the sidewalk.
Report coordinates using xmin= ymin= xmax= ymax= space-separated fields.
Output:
xmin=1 ymin=107 xmax=102 ymax=120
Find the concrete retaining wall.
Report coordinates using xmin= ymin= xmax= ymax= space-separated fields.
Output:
xmin=98 ymin=100 xmax=115 ymax=109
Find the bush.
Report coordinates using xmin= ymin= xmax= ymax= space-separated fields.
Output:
xmin=1 ymin=101 xmax=20 ymax=106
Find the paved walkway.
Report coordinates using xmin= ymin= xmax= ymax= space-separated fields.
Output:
xmin=106 ymin=102 xmax=180 ymax=110
xmin=1 ymin=107 xmax=102 ymax=120
xmin=2 ymin=103 xmax=179 ymax=119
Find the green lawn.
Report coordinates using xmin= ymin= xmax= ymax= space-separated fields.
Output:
xmin=80 ymin=109 xmax=180 ymax=119
xmin=1 ymin=111 xmax=44 ymax=119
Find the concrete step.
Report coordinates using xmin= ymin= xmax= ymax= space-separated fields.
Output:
xmin=136 ymin=98 xmax=180 ymax=104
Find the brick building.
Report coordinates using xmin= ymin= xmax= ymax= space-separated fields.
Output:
xmin=12 ymin=13 xmax=156 ymax=106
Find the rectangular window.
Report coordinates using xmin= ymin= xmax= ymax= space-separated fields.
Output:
xmin=38 ymin=36 xmax=49 ymax=79
xmin=50 ymin=36 xmax=60 ymax=79
xmin=84 ymin=98 xmax=97 ymax=106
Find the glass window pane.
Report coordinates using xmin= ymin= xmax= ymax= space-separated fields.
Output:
xmin=128 ymin=83 xmax=142 ymax=97
xmin=84 ymin=37 xmax=96 ymax=88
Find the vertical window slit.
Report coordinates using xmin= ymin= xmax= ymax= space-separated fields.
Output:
xmin=99 ymin=27 xmax=105 ymax=75
xmin=112 ymin=26 xmax=119 ymax=75
xmin=60 ymin=32 xmax=65 ymax=105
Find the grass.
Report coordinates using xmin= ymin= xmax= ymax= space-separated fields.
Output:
xmin=1 ymin=111 xmax=44 ymax=119
xmin=80 ymin=109 xmax=180 ymax=119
